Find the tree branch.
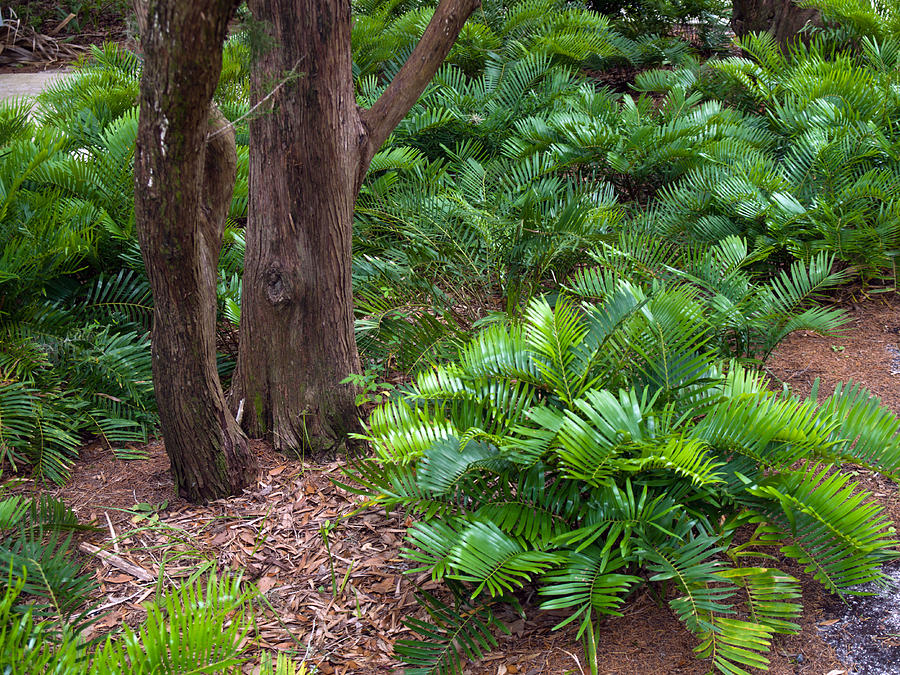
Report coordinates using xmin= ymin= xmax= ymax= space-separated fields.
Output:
xmin=357 ymin=0 xmax=480 ymax=181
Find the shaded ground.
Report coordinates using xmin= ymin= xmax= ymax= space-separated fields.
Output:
xmin=7 ymin=292 xmax=900 ymax=674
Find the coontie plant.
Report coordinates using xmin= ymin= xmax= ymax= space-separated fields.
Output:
xmin=0 ymin=566 xmax=310 ymax=674
xmin=346 ymin=282 xmax=900 ymax=675
xmin=0 ymin=479 xmax=309 ymax=673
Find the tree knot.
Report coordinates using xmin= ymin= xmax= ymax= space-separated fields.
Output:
xmin=265 ymin=266 xmax=292 ymax=305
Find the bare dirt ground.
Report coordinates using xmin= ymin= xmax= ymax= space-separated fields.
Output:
xmin=6 ymin=292 xmax=898 ymax=675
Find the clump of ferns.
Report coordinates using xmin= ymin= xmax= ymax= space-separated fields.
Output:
xmin=344 ymin=272 xmax=899 ymax=675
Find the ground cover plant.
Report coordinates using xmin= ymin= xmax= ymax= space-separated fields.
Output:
xmin=3 ymin=0 xmax=900 ymax=673
xmin=348 ymin=280 xmax=900 ymax=673
xmin=0 ymin=47 xmax=153 ymax=482
xmin=0 ymin=476 xmax=312 ymax=673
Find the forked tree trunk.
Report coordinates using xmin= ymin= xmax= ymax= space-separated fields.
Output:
xmin=135 ymin=0 xmax=258 ymax=502
xmin=731 ymin=0 xmax=822 ymax=45
xmin=232 ymin=0 xmax=480 ymax=454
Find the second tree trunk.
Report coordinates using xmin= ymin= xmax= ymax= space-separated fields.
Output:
xmin=232 ymin=0 xmax=363 ymax=453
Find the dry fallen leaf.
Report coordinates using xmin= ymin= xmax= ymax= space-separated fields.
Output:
xmin=257 ymin=575 xmax=278 ymax=593
xmin=818 ymin=618 xmax=840 ymax=626
xmin=104 ymin=573 xmax=137 ymax=583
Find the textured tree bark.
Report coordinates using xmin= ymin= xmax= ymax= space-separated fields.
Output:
xmin=731 ymin=0 xmax=821 ymax=45
xmin=232 ymin=0 xmax=362 ymax=453
xmin=232 ymin=0 xmax=480 ymax=454
xmin=135 ymin=0 xmax=258 ymax=502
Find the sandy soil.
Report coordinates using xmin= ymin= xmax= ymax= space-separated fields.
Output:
xmin=0 ymin=70 xmax=71 ymax=100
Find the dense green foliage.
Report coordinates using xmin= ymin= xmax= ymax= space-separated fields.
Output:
xmin=3 ymin=0 xmax=900 ymax=672
xmin=0 ymin=47 xmax=152 ymax=482
xmin=0 ymin=568 xmax=309 ymax=673
xmin=0 ymin=482 xmax=98 ymax=636
xmin=349 ymin=280 xmax=900 ymax=672
xmin=6 ymin=0 xmax=898 ymax=479
xmin=345 ymin=2 xmax=900 ymax=674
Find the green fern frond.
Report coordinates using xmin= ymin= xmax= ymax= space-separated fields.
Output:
xmin=716 ymin=566 xmax=802 ymax=635
xmin=448 ymin=521 xmax=563 ymax=597
xmin=815 ymin=380 xmax=900 ymax=475
xmin=539 ymin=550 xmax=642 ymax=633
xmin=418 ymin=437 xmax=505 ymax=496
xmin=395 ymin=590 xmax=506 ymax=675
xmin=751 ymin=464 xmax=899 ymax=594
xmin=92 ymin=573 xmax=253 ymax=673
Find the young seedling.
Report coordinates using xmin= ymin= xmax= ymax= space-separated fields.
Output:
xmin=319 ymin=519 xmax=339 ymax=597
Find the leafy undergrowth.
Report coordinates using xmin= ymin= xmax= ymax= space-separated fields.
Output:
xmin=3 ymin=442 xmax=846 ymax=675
xmin=4 ymin=446 xmax=882 ymax=674
xmin=4 ymin=295 xmax=900 ymax=674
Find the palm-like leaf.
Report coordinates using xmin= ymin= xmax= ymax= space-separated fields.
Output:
xmin=395 ymin=590 xmax=506 ymax=675
xmin=751 ymin=465 xmax=899 ymax=593
xmin=92 ymin=574 xmax=253 ymax=674
xmin=539 ymin=550 xmax=642 ymax=633
xmin=448 ymin=521 xmax=562 ymax=597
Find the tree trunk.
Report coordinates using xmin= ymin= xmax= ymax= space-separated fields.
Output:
xmin=232 ymin=0 xmax=363 ymax=453
xmin=135 ymin=0 xmax=258 ymax=502
xmin=233 ymin=0 xmax=480 ymax=454
xmin=731 ymin=0 xmax=821 ymax=45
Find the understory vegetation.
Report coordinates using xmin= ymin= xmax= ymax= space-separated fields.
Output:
xmin=0 ymin=482 xmax=308 ymax=673
xmin=3 ymin=0 xmax=900 ymax=672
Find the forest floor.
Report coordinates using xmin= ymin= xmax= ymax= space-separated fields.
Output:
xmin=8 ymin=291 xmax=900 ymax=675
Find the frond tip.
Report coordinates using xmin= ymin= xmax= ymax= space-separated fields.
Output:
xmin=395 ymin=591 xmax=508 ymax=675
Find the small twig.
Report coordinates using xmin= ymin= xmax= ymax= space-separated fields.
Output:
xmin=207 ymin=58 xmax=305 ymax=140
xmin=88 ymin=588 xmax=152 ymax=614
xmin=560 ymin=648 xmax=586 ymax=675
xmin=104 ymin=512 xmax=120 ymax=554
xmin=235 ymin=398 xmax=245 ymax=425
xmin=49 ymin=13 xmax=75 ymax=36
xmin=79 ymin=542 xmax=155 ymax=582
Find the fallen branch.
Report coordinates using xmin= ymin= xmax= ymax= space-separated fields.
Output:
xmin=78 ymin=542 xmax=155 ymax=582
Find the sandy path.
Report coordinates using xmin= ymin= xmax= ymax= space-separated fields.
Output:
xmin=0 ymin=70 xmax=71 ymax=101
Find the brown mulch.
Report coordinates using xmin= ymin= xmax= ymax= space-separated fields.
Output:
xmin=9 ymin=291 xmax=900 ymax=674
xmin=767 ymin=290 xmax=900 ymax=414
xmin=767 ymin=289 xmax=900 ymax=529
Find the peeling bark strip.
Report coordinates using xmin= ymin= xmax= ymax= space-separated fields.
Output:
xmin=232 ymin=0 xmax=480 ymax=454
xmin=135 ymin=0 xmax=258 ymax=502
